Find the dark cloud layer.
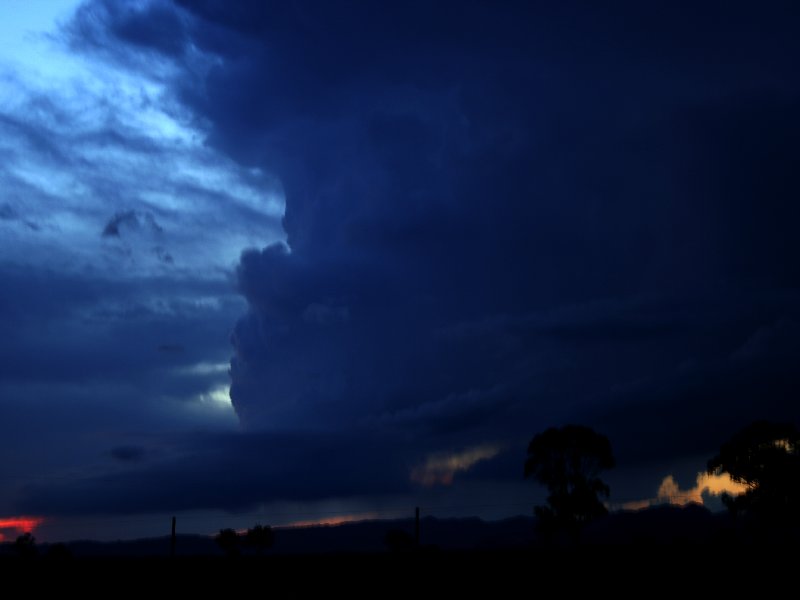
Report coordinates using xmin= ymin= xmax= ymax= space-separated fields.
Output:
xmin=21 ymin=431 xmax=412 ymax=515
xmin=8 ymin=0 xmax=800 ymax=518
xmin=110 ymin=445 xmax=146 ymax=462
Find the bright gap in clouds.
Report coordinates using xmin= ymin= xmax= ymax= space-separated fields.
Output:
xmin=198 ymin=384 xmax=233 ymax=408
xmin=0 ymin=1 xmax=82 ymax=72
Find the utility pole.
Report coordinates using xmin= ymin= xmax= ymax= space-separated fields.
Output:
xmin=415 ymin=506 xmax=420 ymax=547
xmin=170 ymin=516 xmax=176 ymax=557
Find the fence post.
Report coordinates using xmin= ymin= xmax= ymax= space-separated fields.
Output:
xmin=171 ymin=516 xmax=176 ymax=557
xmin=415 ymin=506 xmax=420 ymax=547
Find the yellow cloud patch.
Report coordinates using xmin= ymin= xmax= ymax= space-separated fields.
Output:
xmin=410 ymin=444 xmax=502 ymax=486
xmin=621 ymin=471 xmax=750 ymax=511
xmin=656 ymin=472 xmax=749 ymax=505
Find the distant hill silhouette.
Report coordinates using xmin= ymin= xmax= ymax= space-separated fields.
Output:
xmin=2 ymin=506 xmax=784 ymax=559
xmin=2 ymin=509 xmax=799 ymax=595
xmin=0 ymin=516 xmax=536 ymax=558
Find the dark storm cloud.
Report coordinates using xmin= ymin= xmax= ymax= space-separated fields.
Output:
xmin=193 ymin=3 xmax=800 ymax=433
xmin=226 ymin=3 xmax=799 ymax=457
xmin=19 ymin=0 xmax=800 ymax=517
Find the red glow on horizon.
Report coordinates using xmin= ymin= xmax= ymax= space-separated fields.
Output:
xmin=0 ymin=516 xmax=45 ymax=540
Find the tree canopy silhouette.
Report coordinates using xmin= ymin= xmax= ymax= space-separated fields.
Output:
xmin=215 ymin=528 xmax=240 ymax=556
xmin=707 ymin=420 xmax=800 ymax=525
xmin=244 ymin=524 xmax=274 ymax=554
xmin=14 ymin=532 xmax=37 ymax=558
xmin=525 ymin=425 xmax=615 ymax=537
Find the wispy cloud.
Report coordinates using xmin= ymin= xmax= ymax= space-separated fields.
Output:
xmin=410 ymin=444 xmax=502 ymax=486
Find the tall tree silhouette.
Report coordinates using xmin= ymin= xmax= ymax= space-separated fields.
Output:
xmin=525 ymin=425 xmax=615 ymax=538
xmin=707 ymin=420 xmax=800 ymax=525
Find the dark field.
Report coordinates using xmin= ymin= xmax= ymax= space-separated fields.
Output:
xmin=1 ymin=547 xmax=795 ymax=595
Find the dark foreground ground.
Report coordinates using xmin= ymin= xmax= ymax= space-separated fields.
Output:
xmin=2 ymin=507 xmax=797 ymax=593
xmin=1 ymin=547 xmax=796 ymax=595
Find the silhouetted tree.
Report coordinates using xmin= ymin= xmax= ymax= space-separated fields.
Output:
xmin=215 ymin=528 xmax=240 ymax=557
xmin=244 ymin=524 xmax=274 ymax=554
xmin=525 ymin=425 xmax=615 ymax=539
xmin=708 ymin=420 xmax=800 ymax=526
xmin=14 ymin=532 xmax=37 ymax=558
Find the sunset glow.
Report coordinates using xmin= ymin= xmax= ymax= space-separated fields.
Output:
xmin=0 ymin=516 xmax=44 ymax=541
xmin=284 ymin=513 xmax=380 ymax=528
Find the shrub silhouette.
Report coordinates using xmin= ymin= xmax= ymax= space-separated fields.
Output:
xmin=46 ymin=543 xmax=72 ymax=561
xmin=525 ymin=424 xmax=615 ymax=539
xmin=384 ymin=529 xmax=415 ymax=553
xmin=14 ymin=532 xmax=37 ymax=558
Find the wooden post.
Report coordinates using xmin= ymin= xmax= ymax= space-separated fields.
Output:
xmin=171 ymin=516 xmax=176 ymax=557
xmin=415 ymin=506 xmax=420 ymax=547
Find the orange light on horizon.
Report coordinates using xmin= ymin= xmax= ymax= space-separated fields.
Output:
xmin=283 ymin=512 xmax=380 ymax=528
